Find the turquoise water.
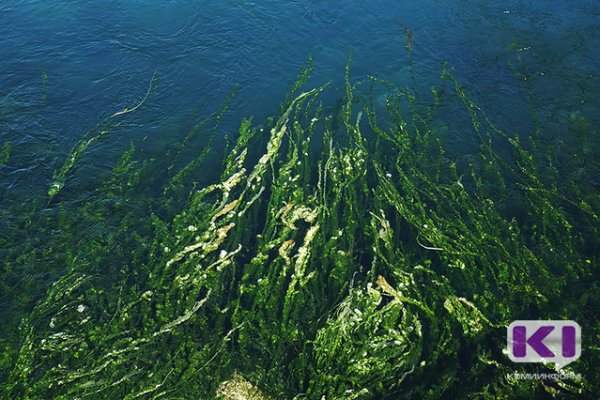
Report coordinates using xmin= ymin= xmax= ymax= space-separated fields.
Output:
xmin=1 ymin=0 xmax=599 ymax=397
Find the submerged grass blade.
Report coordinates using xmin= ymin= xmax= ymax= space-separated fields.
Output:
xmin=47 ymin=71 xmax=158 ymax=200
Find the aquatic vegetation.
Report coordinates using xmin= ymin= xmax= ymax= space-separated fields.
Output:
xmin=400 ymin=23 xmax=413 ymax=53
xmin=0 ymin=141 xmax=10 ymax=165
xmin=1 ymin=61 xmax=598 ymax=399
xmin=47 ymin=72 xmax=157 ymax=200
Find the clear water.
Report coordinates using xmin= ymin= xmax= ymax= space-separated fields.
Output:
xmin=2 ymin=0 xmax=598 ymax=194
xmin=1 ymin=0 xmax=599 ymax=393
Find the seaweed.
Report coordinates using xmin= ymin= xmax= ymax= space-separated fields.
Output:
xmin=0 ymin=141 xmax=10 ymax=165
xmin=1 ymin=60 xmax=598 ymax=399
xmin=47 ymin=71 xmax=158 ymax=201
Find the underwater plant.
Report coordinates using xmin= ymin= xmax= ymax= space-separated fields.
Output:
xmin=0 ymin=141 xmax=10 ymax=165
xmin=1 ymin=60 xmax=598 ymax=399
xmin=47 ymin=72 xmax=157 ymax=200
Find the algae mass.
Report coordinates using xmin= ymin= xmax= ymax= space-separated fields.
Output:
xmin=1 ymin=60 xmax=599 ymax=399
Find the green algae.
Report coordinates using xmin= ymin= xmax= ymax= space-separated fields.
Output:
xmin=47 ymin=72 xmax=158 ymax=200
xmin=0 ymin=141 xmax=10 ymax=165
xmin=1 ymin=61 xmax=599 ymax=399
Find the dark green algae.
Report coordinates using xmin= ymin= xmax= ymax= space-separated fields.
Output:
xmin=1 ymin=61 xmax=599 ymax=399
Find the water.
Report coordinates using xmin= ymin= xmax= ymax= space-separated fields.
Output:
xmin=1 ymin=0 xmax=599 ymax=395
xmin=2 ymin=1 xmax=596 ymax=162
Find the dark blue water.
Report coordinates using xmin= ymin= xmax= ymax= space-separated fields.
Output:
xmin=2 ymin=0 xmax=598 ymax=203
xmin=0 ymin=0 xmax=599 ymax=327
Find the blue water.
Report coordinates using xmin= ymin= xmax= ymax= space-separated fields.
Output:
xmin=0 ymin=0 xmax=599 ymax=333
xmin=2 ymin=0 xmax=598 ymax=202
